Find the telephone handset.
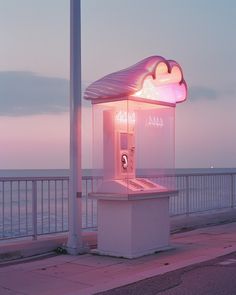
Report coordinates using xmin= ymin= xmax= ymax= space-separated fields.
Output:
xmin=103 ymin=110 xmax=135 ymax=179
xmin=121 ymin=154 xmax=128 ymax=169
xmin=119 ymin=132 xmax=135 ymax=177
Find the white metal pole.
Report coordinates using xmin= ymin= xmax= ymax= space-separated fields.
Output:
xmin=67 ymin=0 xmax=83 ymax=254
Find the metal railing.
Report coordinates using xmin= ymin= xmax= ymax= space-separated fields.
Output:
xmin=0 ymin=173 xmax=235 ymax=240
xmin=0 ymin=177 xmax=69 ymax=240
xmin=171 ymin=173 xmax=235 ymax=215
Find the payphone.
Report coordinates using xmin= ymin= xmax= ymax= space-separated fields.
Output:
xmin=100 ymin=108 xmax=167 ymax=194
xmin=84 ymin=55 xmax=187 ymax=258
xmin=103 ymin=110 xmax=135 ymax=179
xmin=85 ymin=55 xmax=187 ymax=195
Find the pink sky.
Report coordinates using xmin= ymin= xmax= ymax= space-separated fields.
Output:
xmin=1 ymin=0 xmax=236 ymax=169
xmin=1 ymin=95 xmax=236 ymax=169
xmin=0 ymin=114 xmax=69 ymax=169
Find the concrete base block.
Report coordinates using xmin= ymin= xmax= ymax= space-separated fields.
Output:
xmin=97 ymin=195 xmax=171 ymax=259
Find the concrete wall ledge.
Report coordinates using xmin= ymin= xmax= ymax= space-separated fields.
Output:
xmin=171 ymin=208 xmax=236 ymax=233
xmin=0 ymin=234 xmax=67 ymax=263
xmin=0 ymin=231 xmax=98 ymax=264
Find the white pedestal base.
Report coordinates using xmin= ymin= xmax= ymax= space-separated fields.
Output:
xmin=95 ymin=193 xmax=172 ymax=259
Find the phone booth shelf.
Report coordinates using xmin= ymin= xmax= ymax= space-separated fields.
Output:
xmin=84 ymin=56 xmax=187 ymax=258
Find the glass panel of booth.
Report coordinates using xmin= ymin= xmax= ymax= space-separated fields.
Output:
xmin=91 ymin=99 xmax=176 ymax=195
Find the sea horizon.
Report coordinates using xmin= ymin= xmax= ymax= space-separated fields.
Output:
xmin=1 ymin=167 xmax=236 ymax=178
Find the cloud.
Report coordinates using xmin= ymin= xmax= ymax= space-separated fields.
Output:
xmin=0 ymin=71 xmax=69 ymax=116
xmin=133 ymin=61 xmax=187 ymax=104
xmin=84 ymin=56 xmax=187 ymax=104
xmin=188 ymin=86 xmax=219 ymax=100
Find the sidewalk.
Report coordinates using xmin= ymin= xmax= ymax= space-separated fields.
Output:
xmin=1 ymin=222 xmax=236 ymax=295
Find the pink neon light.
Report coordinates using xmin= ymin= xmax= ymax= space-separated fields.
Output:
xmin=133 ymin=75 xmax=186 ymax=104
xmin=84 ymin=56 xmax=187 ymax=105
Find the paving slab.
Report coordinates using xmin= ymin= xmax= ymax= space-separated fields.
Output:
xmin=0 ymin=222 xmax=236 ymax=295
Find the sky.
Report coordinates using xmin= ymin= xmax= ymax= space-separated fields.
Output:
xmin=0 ymin=0 xmax=236 ymax=169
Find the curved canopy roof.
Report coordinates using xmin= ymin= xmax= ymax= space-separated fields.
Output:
xmin=84 ymin=56 xmax=187 ymax=105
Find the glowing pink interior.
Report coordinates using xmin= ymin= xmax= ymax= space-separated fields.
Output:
xmin=85 ymin=56 xmax=187 ymax=194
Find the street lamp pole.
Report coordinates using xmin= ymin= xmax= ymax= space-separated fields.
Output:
xmin=67 ymin=0 xmax=83 ymax=254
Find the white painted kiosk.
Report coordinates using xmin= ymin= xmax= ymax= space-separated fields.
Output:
xmin=84 ymin=56 xmax=187 ymax=258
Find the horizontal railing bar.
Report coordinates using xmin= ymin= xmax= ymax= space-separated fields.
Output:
xmin=1 ymin=172 xmax=236 ymax=182
xmin=0 ymin=176 xmax=69 ymax=182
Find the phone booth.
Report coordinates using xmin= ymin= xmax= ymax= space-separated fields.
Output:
xmin=84 ymin=56 xmax=187 ymax=258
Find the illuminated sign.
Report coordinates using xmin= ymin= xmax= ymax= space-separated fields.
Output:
xmin=145 ymin=115 xmax=164 ymax=128
xmin=115 ymin=111 xmax=136 ymax=124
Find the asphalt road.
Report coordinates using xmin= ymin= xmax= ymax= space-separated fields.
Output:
xmin=97 ymin=252 xmax=236 ymax=295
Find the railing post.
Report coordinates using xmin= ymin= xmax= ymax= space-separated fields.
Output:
xmin=186 ymin=175 xmax=190 ymax=216
xmin=231 ymin=174 xmax=234 ymax=208
xmin=32 ymin=180 xmax=37 ymax=240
